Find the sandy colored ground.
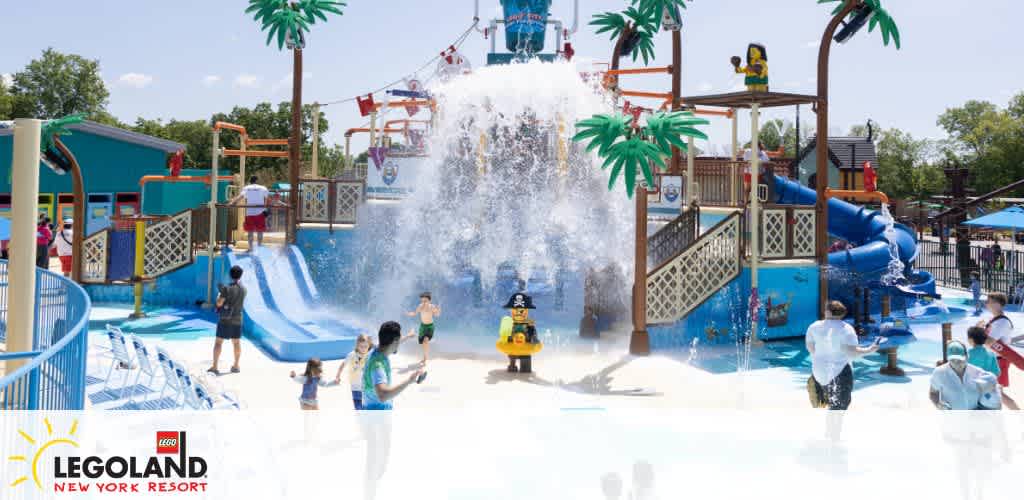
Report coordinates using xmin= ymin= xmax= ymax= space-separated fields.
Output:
xmin=84 ymin=299 xmax=1022 ymax=412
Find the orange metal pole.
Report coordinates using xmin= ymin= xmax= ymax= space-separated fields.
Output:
xmin=213 ymin=121 xmax=247 ymax=135
xmin=139 ymin=175 xmax=234 ymax=188
xmin=605 ymin=66 xmax=673 ymax=76
xmin=825 ymin=188 xmax=890 ymax=205
xmin=222 ymin=149 xmax=290 ymax=158
xmin=372 ymin=99 xmax=435 ymax=110
xmin=620 ymin=90 xmax=673 ymax=100
xmin=244 ymin=138 xmax=290 ymax=147
xmin=344 ymin=127 xmax=406 ymax=137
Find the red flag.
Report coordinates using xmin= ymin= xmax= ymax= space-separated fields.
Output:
xmin=168 ymin=150 xmax=183 ymax=176
xmin=863 ymin=161 xmax=877 ymax=192
xmin=357 ymin=94 xmax=376 ymax=117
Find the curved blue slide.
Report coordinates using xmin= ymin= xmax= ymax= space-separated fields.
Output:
xmin=227 ymin=246 xmax=360 ymax=362
xmin=772 ymin=175 xmax=934 ymax=297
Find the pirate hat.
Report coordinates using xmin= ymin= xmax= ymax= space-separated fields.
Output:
xmin=503 ymin=292 xmax=536 ymax=309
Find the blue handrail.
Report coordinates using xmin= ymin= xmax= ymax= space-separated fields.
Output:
xmin=0 ymin=260 xmax=91 ymax=410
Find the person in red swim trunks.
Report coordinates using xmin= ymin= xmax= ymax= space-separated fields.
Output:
xmin=229 ymin=175 xmax=270 ymax=251
xmin=978 ymin=292 xmax=1023 ymax=389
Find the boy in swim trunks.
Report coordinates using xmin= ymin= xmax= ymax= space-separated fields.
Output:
xmin=407 ymin=292 xmax=441 ymax=364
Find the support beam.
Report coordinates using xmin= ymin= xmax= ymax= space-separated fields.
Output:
xmin=8 ymin=119 xmax=42 ymax=370
xmin=206 ymin=130 xmax=221 ymax=307
xmin=749 ymin=103 xmax=762 ymax=346
xmin=312 ymin=102 xmax=321 ymax=178
xmin=630 ymin=185 xmax=650 ymax=355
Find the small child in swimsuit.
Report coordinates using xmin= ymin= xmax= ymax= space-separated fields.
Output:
xmin=290 ymin=358 xmax=335 ymax=410
xmin=407 ymin=292 xmax=441 ymax=365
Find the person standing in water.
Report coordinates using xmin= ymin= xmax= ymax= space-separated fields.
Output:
xmin=406 ymin=292 xmax=440 ymax=365
xmin=805 ymin=301 xmax=882 ymax=410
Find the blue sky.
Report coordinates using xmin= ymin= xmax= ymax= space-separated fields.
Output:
xmin=0 ymin=0 xmax=1018 ymax=154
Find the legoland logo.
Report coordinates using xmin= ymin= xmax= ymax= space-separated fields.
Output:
xmin=6 ymin=419 xmax=208 ymax=494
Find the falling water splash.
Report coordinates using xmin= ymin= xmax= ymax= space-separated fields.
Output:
xmin=366 ymin=60 xmax=634 ymax=322
xmin=879 ymin=203 xmax=905 ymax=285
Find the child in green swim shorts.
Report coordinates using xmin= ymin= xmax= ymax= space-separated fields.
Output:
xmin=407 ymin=291 xmax=441 ymax=365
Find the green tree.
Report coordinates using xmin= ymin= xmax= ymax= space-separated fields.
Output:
xmin=9 ymin=48 xmax=110 ymax=120
xmin=871 ymin=127 xmax=944 ymax=200
xmin=938 ymin=94 xmax=1024 ymax=195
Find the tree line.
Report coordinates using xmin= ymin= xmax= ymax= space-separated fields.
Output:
xmin=1 ymin=48 xmax=350 ymax=181
xmin=755 ymin=93 xmax=1024 ymax=202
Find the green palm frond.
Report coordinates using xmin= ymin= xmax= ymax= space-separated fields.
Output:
xmin=629 ymin=32 xmax=657 ymax=65
xmin=298 ymin=0 xmax=346 ymax=23
xmin=818 ymin=0 xmax=900 ymax=49
xmin=572 ymin=114 xmax=632 ymax=157
xmin=643 ymin=111 xmax=710 ymax=156
xmin=603 ymin=137 xmax=666 ymax=197
xmin=246 ymin=0 xmax=345 ymax=50
xmin=590 ymin=12 xmax=627 ymax=41
xmin=632 ymin=0 xmax=688 ymax=31
xmin=40 ymin=113 xmax=85 ymax=154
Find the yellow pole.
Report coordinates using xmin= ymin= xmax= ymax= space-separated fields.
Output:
xmin=8 ymin=119 xmax=42 ymax=371
xmin=312 ymin=102 xmax=321 ymax=178
xmin=344 ymin=135 xmax=351 ymax=171
xmin=130 ymin=220 xmax=146 ymax=319
xmin=686 ymin=135 xmax=696 ymax=204
xmin=478 ymin=132 xmax=487 ymax=175
xmin=369 ymin=111 xmax=378 ymax=148
xmin=557 ymin=115 xmax=568 ymax=177
xmin=235 ymin=138 xmax=246 ymax=242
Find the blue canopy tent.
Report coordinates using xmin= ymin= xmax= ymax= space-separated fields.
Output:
xmin=963 ymin=205 xmax=1024 ymax=231
xmin=964 ymin=206 xmax=1024 ymax=272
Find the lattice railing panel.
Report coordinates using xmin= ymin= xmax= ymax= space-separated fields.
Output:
xmin=144 ymin=211 xmax=192 ymax=277
xmin=793 ymin=209 xmax=816 ymax=257
xmin=762 ymin=209 xmax=787 ymax=258
xmin=300 ymin=181 xmax=329 ymax=222
xmin=648 ymin=205 xmax=700 ymax=270
xmin=81 ymin=230 xmax=108 ymax=283
xmin=646 ymin=214 xmax=742 ymax=324
xmin=334 ymin=182 xmax=362 ymax=224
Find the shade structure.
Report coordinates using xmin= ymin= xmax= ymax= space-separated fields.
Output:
xmin=962 ymin=205 xmax=1024 ymax=231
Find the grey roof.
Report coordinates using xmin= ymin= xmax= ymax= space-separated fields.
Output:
xmin=0 ymin=120 xmax=184 ymax=153
xmin=826 ymin=136 xmax=878 ymax=171
xmin=790 ymin=135 xmax=878 ymax=171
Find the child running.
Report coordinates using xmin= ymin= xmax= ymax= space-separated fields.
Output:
xmin=290 ymin=358 xmax=335 ymax=410
xmin=334 ymin=333 xmax=373 ymax=410
xmin=407 ymin=292 xmax=441 ymax=364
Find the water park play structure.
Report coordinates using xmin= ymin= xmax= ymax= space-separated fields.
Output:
xmin=7 ymin=0 xmax=1019 ymax=411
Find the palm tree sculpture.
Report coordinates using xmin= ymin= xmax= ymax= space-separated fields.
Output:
xmin=573 ymin=111 xmax=708 ymax=198
xmin=811 ymin=0 xmax=900 ymax=312
xmin=39 ymin=113 xmax=87 ymax=282
xmin=573 ymin=110 xmax=707 ymax=355
xmin=591 ymin=0 xmax=690 ymax=174
xmin=245 ymin=0 xmax=346 ymax=243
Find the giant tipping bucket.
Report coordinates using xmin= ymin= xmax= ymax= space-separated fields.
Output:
xmin=502 ymin=0 xmax=551 ymax=53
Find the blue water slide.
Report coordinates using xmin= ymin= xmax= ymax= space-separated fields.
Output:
xmin=773 ymin=176 xmax=915 ymax=270
xmin=227 ymin=246 xmax=359 ymax=362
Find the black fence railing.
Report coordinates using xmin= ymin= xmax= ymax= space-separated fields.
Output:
xmin=916 ymin=240 xmax=1024 ymax=297
xmin=648 ymin=205 xmax=700 ymax=270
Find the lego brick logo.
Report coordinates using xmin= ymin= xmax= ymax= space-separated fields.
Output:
xmin=156 ymin=431 xmax=180 ymax=454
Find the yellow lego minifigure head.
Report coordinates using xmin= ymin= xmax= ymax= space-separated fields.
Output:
xmin=747 ymin=43 xmax=767 ymax=64
xmin=511 ymin=307 xmax=530 ymax=323
xmin=503 ymin=293 xmax=536 ymax=323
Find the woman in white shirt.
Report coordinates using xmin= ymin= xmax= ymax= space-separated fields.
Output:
xmin=805 ymin=301 xmax=882 ymax=409
xmin=55 ymin=218 xmax=74 ymax=277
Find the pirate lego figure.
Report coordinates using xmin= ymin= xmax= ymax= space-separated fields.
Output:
xmin=497 ymin=292 xmax=543 ymax=373
xmin=731 ymin=43 xmax=769 ymax=92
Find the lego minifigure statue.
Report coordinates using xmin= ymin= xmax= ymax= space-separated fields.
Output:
xmin=731 ymin=43 xmax=769 ymax=92
xmin=497 ymin=292 xmax=543 ymax=373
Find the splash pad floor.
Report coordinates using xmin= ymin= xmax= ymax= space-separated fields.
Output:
xmin=82 ymin=289 xmax=1022 ymax=411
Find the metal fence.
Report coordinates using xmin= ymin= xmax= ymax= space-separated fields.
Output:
xmin=0 ymin=260 xmax=91 ymax=410
xmin=917 ymin=240 xmax=1024 ymax=297
xmin=648 ymin=205 xmax=700 ymax=270
xmin=297 ymin=178 xmax=364 ymax=227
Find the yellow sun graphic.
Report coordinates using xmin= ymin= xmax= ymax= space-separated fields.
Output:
xmin=7 ymin=418 xmax=79 ymax=490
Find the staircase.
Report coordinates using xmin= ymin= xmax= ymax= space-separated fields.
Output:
xmin=646 ymin=212 xmax=743 ymax=324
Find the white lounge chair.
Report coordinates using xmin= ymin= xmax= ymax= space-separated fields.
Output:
xmin=155 ymin=346 xmax=184 ymax=408
xmin=127 ymin=335 xmax=159 ymax=407
xmin=101 ymin=325 xmax=134 ymax=399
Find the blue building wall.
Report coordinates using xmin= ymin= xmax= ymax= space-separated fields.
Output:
xmin=0 ymin=129 xmax=169 ymax=196
xmin=649 ymin=263 xmax=820 ymax=350
xmin=141 ymin=168 xmax=231 ymax=215
xmin=86 ymin=254 xmax=230 ymax=307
